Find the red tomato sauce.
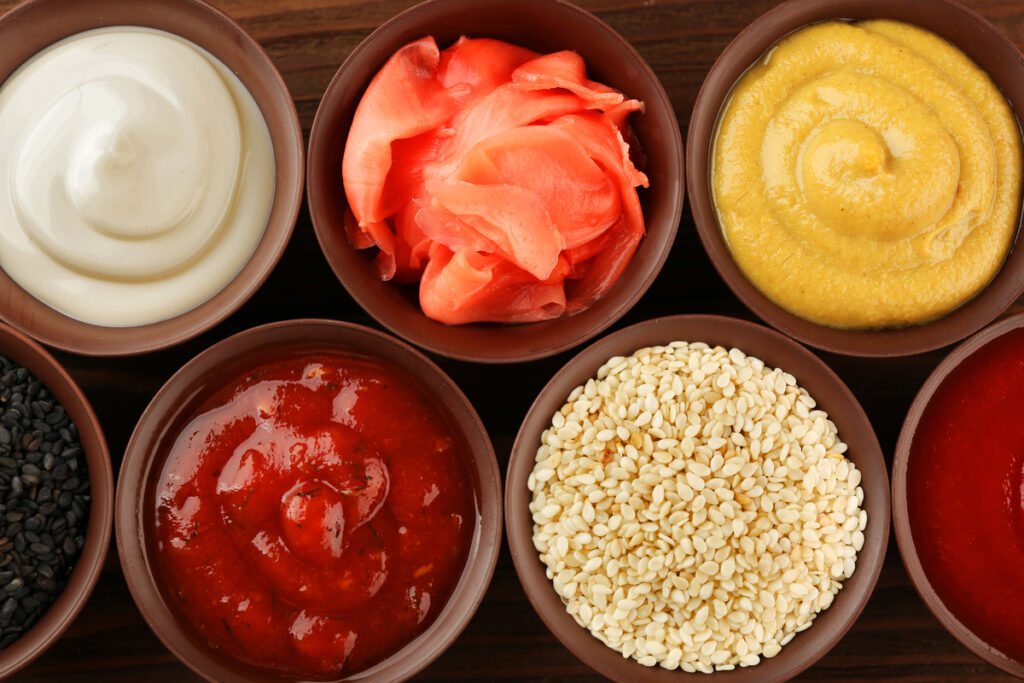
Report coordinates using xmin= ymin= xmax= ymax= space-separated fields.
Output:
xmin=908 ymin=327 xmax=1024 ymax=662
xmin=151 ymin=354 xmax=476 ymax=678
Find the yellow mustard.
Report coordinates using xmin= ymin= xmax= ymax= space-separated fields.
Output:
xmin=712 ymin=20 xmax=1022 ymax=328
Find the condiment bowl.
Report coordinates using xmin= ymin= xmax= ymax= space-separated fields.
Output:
xmin=506 ymin=314 xmax=889 ymax=682
xmin=116 ymin=319 xmax=502 ymax=682
xmin=686 ymin=0 xmax=1024 ymax=357
xmin=0 ymin=0 xmax=303 ymax=356
xmin=308 ymin=0 xmax=683 ymax=363
xmin=0 ymin=322 xmax=113 ymax=677
xmin=892 ymin=312 xmax=1024 ymax=679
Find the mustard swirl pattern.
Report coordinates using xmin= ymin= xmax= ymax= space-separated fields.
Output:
xmin=712 ymin=20 xmax=1022 ymax=328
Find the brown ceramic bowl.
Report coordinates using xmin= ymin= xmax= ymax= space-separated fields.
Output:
xmin=0 ymin=0 xmax=303 ymax=356
xmin=506 ymin=314 xmax=889 ymax=682
xmin=892 ymin=312 xmax=1024 ymax=679
xmin=308 ymin=0 xmax=683 ymax=364
xmin=686 ymin=0 xmax=1024 ymax=357
xmin=116 ymin=319 xmax=502 ymax=682
xmin=0 ymin=322 xmax=113 ymax=677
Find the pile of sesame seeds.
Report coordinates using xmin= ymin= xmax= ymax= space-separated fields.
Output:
xmin=529 ymin=341 xmax=866 ymax=672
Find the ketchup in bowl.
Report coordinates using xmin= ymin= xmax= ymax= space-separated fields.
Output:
xmin=906 ymin=326 xmax=1024 ymax=664
xmin=151 ymin=353 xmax=475 ymax=679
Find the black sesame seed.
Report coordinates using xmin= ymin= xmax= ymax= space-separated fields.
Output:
xmin=0 ymin=356 xmax=88 ymax=649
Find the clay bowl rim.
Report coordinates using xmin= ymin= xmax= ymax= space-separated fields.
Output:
xmin=307 ymin=0 xmax=684 ymax=364
xmin=0 ymin=0 xmax=304 ymax=357
xmin=685 ymin=0 xmax=1024 ymax=358
xmin=0 ymin=322 xmax=113 ymax=678
xmin=506 ymin=313 xmax=890 ymax=682
xmin=892 ymin=311 xmax=1024 ymax=679
xmin=115 ymin=318 xmax=502 ymax=683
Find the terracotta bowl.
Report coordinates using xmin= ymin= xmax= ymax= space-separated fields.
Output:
xmin=308 ymin=0 xmax=683 ymax=363
xmin=0 ymin=322 xmax=113 ymax=677
xmin=506 ymin=314 xmax=889 ymax=682
xmin=686 ymin=0 xmax=1024 ymax=357
xmin=893 ymin=312 xmax=1024 ymax=679
xmin=116 ymin=319 xmax=502 ymax=682
xmin=0 ymin=0 xmax=303 ymax=356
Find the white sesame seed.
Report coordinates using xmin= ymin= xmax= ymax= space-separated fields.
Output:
xmin=530 ymin=341 xmax=865 ymax=672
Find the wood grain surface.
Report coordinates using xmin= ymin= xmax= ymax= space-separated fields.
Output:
xmin=3 ymin=0 xmax=1024 ymax=680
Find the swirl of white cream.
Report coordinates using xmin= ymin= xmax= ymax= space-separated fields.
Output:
xmin=0 ymin=27 xmax=273 ymax=325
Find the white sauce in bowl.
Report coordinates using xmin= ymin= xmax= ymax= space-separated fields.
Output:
xmin=0 ymin=27 xmax=274 ymax=326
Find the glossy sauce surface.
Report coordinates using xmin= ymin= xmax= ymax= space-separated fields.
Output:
xmin=152 ymin=354 xmax=475 ymax=678
xmin=908 ymin=327 xmax=1024 ymax=662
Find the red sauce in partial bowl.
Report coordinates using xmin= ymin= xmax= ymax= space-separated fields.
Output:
xmin=150 ymin=353 xmax=476 ymax=679
xmin=906 ymin=326 xmax=1024 ymax=663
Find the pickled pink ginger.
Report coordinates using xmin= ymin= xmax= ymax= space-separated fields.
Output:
xmin=342 ymin=36 xmax=648 ymax=325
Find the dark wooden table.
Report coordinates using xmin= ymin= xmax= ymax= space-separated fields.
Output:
xmin=3 ymin=0 xmax=1023 ymax=680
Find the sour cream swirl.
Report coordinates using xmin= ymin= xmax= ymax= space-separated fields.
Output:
xmin=0 ymin=27 xmax=274 ymax=326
